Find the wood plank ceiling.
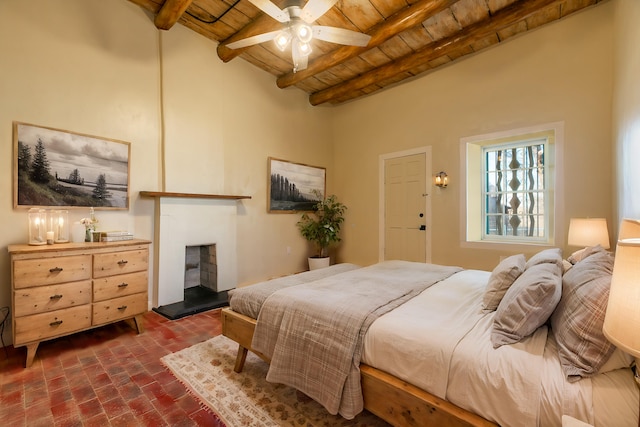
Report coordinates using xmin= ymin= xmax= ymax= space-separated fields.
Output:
xmin=126 ymin=0 xmax=606 ymax=106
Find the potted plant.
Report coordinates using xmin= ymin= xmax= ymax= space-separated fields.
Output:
xmin=297 ymin=191 xmax=347 ymax=270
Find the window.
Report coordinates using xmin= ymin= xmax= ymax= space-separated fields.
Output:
xmin=462 ymin=123 xmax=563 ymax=247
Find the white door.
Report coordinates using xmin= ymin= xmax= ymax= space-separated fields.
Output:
xmin=383 ymin=152 xmax=429 ymax=262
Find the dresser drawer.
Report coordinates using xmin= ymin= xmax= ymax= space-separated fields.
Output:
xmin=14 ymin=280 xmax=92 ymax=317
xmin=93 ymin=271 xmax=148 ymax=302
xmin=92 ymin=293 xmax=147 ymax=326
xmin=14 ymin=305 xmax=91 ymax=346
xmin=13 ymin=255 xmax=91 ymax=289
xmin=93 ymin=249 xmax=148 ymax=278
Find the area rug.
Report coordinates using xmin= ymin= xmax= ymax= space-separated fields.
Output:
xmin=161 ymin=335 xmax=390 ymax=427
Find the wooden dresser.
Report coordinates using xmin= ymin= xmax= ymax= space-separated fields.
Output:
xmin=8 ymin=239 xmax=151 ymax=367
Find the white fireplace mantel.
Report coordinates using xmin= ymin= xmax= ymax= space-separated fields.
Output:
xmin=141 ymin=191 xmax=251 ymax=307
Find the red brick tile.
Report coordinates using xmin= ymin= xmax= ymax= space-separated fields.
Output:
xmin=110 ymin=411 xmax=139 ymax=426
xmin=87 ymin=370 xmax=111 ymax=389
xmin=131 ymin=371 xmax=154 ymax=387
xmin=24 ymin=385 xmax=49 ymax=407
xmin=50 ymin=399 xmax=80 ymax=421
xmin=127 ymin=394 xmax=155 ymax=416
xmin=176 ymin=393 xmax=203 ymax=416
xmin=0 ymin=389 xmax=23 ymax=406
xmin=46 ymin=375 xmax=68 ymax=392
xmin=102 ymin=395 xmax=130 ymax=420
xmin=150 ymin=393 xmax=177 ymax=412
xmin=94 ymin=383 xmax=119 ymax=403
xmin=49 ymin=386 xmax=73 ymax=406
xmin=70 ymin=383 xmax=97 ymax=404
xmin=164 ymin=407 xmax=197 ymax=426
xmin=190 ymin=408 xmax=225 ymax=427
xmin=82 ymin=413 xmax=110 ymax=427
xmin=138 ymin=409 xmax=169 ymax=427
xmin=77 ymin=397 xmax=104 ymax=419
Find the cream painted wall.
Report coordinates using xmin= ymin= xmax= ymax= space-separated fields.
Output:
xmin=0 ymin=0 xmax=332 ymax=345
xmin=331 ymin=2 xmax=615 ymax=270
xmin=613 ymin=0 xmax=640 ymax=227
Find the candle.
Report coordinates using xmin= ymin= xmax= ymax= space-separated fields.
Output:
xmin=46 ymin=231 xmax=54 ymax=245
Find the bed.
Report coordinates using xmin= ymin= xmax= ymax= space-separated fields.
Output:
xmin=221 ymin=250 xmax=639 ymax=426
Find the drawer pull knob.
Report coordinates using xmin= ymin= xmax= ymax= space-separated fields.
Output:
xmin=50 ymin=294 xmax=63 ymax=300
xmin=49 ymin=320 xmax=63 ymax=326
xmin=118 ymin=283 xmax=128 ymax=288
xmin=117 ymin=305 xmax=128 ymax=311
xmin=117 ymin=260 xmax=128 ymax=265
xmin=49 ymin=267 xmax=63 ymax=273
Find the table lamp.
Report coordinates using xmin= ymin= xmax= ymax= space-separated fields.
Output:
xmin=567 ymin=218 xmax=610 ymax=249
xmin=602 ymin=220 xmax=640 ymax=385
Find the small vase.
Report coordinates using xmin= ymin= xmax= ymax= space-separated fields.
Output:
xmin=85 ymin=229 xmax=92 ymax=242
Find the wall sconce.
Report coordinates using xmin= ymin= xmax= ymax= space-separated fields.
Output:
xmin=435 ymin=171 xmax=448 ymax=188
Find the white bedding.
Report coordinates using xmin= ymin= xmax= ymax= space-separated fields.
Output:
xmin=362 ymin=269 xmax=639 ymax=427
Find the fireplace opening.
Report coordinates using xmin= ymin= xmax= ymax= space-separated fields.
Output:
xmin=152 ymin=243 xmax=229 ymax=320
xmin=185 ymin=244 xmax=218 ymax=291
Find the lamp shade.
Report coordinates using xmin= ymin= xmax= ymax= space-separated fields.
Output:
xmin=619 ymin=218 xmax=640 ymax=240
xmin=567 ymin=218 xmax=610 ymax=249
xmin=603 ymin=238 xmax=640 ymax=357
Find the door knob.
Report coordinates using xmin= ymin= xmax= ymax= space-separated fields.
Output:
xmin=420 ymin=225 xmax=426 ymax=231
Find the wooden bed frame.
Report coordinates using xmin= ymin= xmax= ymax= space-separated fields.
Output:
xmin=221 ymin=307 xmax=497 ymax=427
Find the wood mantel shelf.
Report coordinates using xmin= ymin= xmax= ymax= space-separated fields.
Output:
xmin=140 ymin=191 xmax=251 ymax=200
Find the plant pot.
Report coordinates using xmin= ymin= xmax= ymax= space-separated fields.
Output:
xmin=308 ymin=257 xmax=330 ymax=270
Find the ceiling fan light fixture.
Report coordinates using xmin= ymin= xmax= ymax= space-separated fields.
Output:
xmin=295 ymin=23 xmax=313 ymax=44
xmin=294 ymin=39 xmax=312 ymax=56
xmin=274 ymin=30 xmax=291 ymax=51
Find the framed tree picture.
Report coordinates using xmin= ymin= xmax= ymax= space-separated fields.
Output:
xmin=13 ymin=122 xmax=130 ymax=209
xmin=268 ymin=157 xmax=326 ymax=213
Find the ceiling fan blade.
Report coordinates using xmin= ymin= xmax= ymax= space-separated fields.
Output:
xmin=300 ymin=0 xmax=339 ymax=23
xmin=247 ymin=0 xmax=290 ymax=23
xmin=226 ymin=30 xmax=281 ymax=49
xmin=312 ymin=26 xmax=371 ymax=47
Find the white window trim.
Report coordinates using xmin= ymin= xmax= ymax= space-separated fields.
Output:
xmin=459 ymin=122 xmax=565 ymax=251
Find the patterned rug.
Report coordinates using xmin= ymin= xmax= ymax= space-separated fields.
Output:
xmin=161 ymin=335 xmax=390 ymax=427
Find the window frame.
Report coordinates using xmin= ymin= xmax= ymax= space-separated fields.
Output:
xmin=460 ymin=122 xmax=565 ymax=250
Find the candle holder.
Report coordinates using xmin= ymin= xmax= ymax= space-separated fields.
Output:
xmin=28 ymin=208 xmax=47 ymax=246
xmin=52 ymin=210 xmax=69 ymax=243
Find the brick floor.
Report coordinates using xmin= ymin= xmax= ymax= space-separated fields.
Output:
xmin=0 ymin=309 xmax=226 ymax=426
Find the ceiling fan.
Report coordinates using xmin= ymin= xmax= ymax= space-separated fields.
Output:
xmin=225 ymin=0 xmax=371 ymax=73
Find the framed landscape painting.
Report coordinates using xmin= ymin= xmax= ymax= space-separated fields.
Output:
xmin=13 ymin=122 xmax=130 ymax=209
xmin=268 ymin=157 xmax=325 ymax=213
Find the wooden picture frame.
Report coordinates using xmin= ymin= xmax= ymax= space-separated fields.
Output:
xmin=268 ymin=157 xmax=325 ymax=213
xmin=13 ymin=122 xmax=130 ymax=209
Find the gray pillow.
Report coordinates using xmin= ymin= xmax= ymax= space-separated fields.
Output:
xmin=525 ymin=247 xmax=563 ymax=269
xmin=491 ymin=262 xmax=562 ymax=348
xmin=482 ymin=254 xmax=526 ymax=311
xmin=550 ymin=250 xmax=616 ymax=381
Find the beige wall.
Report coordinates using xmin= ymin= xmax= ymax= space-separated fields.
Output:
xmin=613 ymin=0 xmax=640 ymax=226
xmin=0 ymin=0 xmax=332 ymax=344
xmin=332 ymin=2 xmax=615 ymax=270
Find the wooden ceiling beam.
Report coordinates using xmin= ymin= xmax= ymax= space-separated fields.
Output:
xmin=309 ymin=0 xmax=561 ymax=106
xmin=217 ymin=14 xmax=281 ymax=63
xmin=276 ymin=0 xmax=459 ymax=89
xmin=154 ymin=0 xmax=194 ymax=30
